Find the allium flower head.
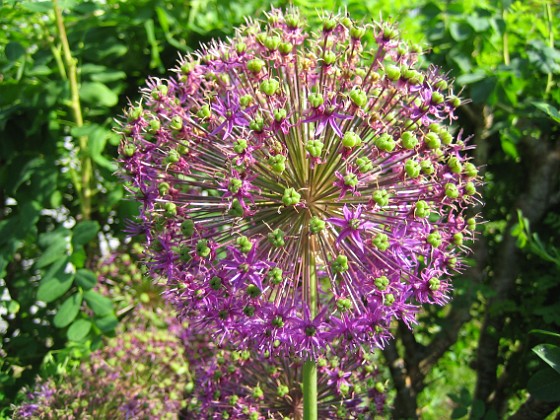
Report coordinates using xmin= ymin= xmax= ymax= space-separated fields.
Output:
xmin=118 ymin=8 xmax=482 ymax=356
xmin=182 ymin=328 xmax=386 ymax=419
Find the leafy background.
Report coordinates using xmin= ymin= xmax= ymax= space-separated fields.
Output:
xmin=1 ymin=0 xmax=559 ymax=418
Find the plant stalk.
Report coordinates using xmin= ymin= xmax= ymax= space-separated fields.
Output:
xmin=53 ymin=0 xmax=93 ymax=220
xmin=303 ymin=236 xmax=318 ymax=420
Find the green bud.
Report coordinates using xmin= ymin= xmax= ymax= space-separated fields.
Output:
xmin=240 ymin=94 xmax=253 ymax=108
xmin=282 ymin=188 xmax=301 ymax=206
xmin=249 ymin=115 xmax=264 ymax=132
xmin=181 ymin=219 xmax=195 ymax=237
xmin=445 ymin=183 xmax=459 ymax=199
xmin=405 ymin=159 xmax=421 ymax=178
xmin=427 ymin=230 xmax=442 ymax=247
xmin=309 ymin=92 xmax=324 ymax=108
xmin=356 ymin=156 xmax=373 ymax=173
xmin=158 ymin=182 xmax=170 ymax=195
xmin=372 ymin=189 xmax=390 ymax=207
xmin=164 ymin=202 xmax=177 ymax=216
xmin=128 ymin=106 xmax=144 ymax=121
xmin=400 ymin=131 xmax=418 ymax=149
xmin=349 ymin=87 xmax=368 ymax=108
xmin=339 ymin=383 xmax=350 ymax=395
xmin=375 ymin=382 xmax=385 ymax=393
xmin=372 ymin=233 xmax=390 ymax=251
xmin=309 ymin=216 xmax=326 ymax=234
xmin=415 ymin=200 xmax=430 ymax=218
xmin=425 ymin=132 xmax=441 ymax=149
xmin=305 ymin=140 xmax=324 ymax=158
xmin=440 ymin=130 xmax=453 ymax=145
xmin=332 ymin=255 xmax=349 ymax=273
xmin=342 ymin=131 xmax=362 ymax=148
xmin=435 ymin=79 xmax=448 ymax=90
xmin=385 ymin=64 xmax=401 ymax=81
xmin=197 ymin=104 xmax=211 ymax=119
xmin=374 ymin=275 xmax=389 ymax=290
xmin=323 ymin=50 xmax=337 ymax=66
xmin=336 ymin=298 xmax=352 ymax=311
xmin=277 ymin=384 xmax=290 ymax=397
xmin=448 ymin=95 xmax=461 ymax=107
xmin=269 ymin=154 xmax=287 ymax=174
xmin=210 ymin=276 xmax=222 ymax=290
xmin=236 ymin=236 xmax=253 ymax=253
xmin=384 ymin=293 xmax=395 ymax=306
xmin=233 ymin=139 xmax=248 ymax=154
xmin=428 ymin=277 xmax=440 ymax=291
xmin=344 ymin=172 xmax=358 ymax=187
xmin=274 ymin=108 xmax=287 ymax=122
xmin=236 ymin=42 xmax=247 ymax=54
xmin=464 ymin=181 xmax=476 ymax=195
xmin=350 ymin=25 xmax=366 ymax=39
xmin=148 ymin=118 xmax=161 ymax=133
xmin=272 ymin=315 xmax=285 ymax=328
xmin=196 ymin=239 xmax=211 ymax=258
xmin=228 ymin=178 xmax=243 ymax=194
xmin=260 ymin=78 xmax=280 ymax=96
xmin=152 ymin=84 xmax=168 ymax=99
xmin=253 ymin=386 xmax=264 ymax=399
xmin=279 ymin=42 xmax=293 ymax=55
xmin=247 ymin=58 xmax=265 ymax=73
xmin=165 ymin=149 xmax=180 ymax=164
xmin=123 ymin=144 xmax=136 ymax=157
xmin=285 ymin=13 xmax=301 ymax=29
xmin=453 ymin=232 xmax=463 ymax=246
xmin=374 ymin=133 xmax=396 ymax=152
xmin=264 ymin=35 xmax=281 ymax=51
xmin=322 ymin=17 xmax=337 ymax=31
xmin=229 ymin=199 xmax=244 ymax=217
xmin=448 ymin=156 xmax=463 ymax=174
xmin=463 ymin=162 xmax=478 ymax=178
xmin=169 ymin=115 xmax=183 ymax=131
xmin=268 ymin=267 xmax=283 ymax=285
xmin=244 ymin=305 xmax=255 ymax=316
xmin=467 ymin=217 xmax=476 ymax=231
xmin=246 ymin=284 xmax=261 ymax=298
xmin=229 ymin=395 xmax=239 ymax=405
xmin=268 ymin=228 xmax=285 ymax=247
xmin=421 ymin=160 xmax=435 ymax=175
xmin=431 ymin=91 xmax=445 ymax=104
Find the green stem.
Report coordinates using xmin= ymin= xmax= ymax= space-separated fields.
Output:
xmin=303 ymin=360 xmax=318 ymax=420
xmin=303 ymin=236 xmax=318 ymax=420
xmin=53 ymin=0 xmax=92 ymax=220
xmin=544 ymin=1 xmax=554 ymax=98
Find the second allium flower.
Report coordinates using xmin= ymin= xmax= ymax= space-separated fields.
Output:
xmin=119 ymin=8 xmax=481 ymax=356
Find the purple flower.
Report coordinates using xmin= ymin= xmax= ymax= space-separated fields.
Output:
xmin=118 ymin=7 xmax=482 ymax=356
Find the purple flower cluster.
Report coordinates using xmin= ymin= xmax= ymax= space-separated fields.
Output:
xmin=13 ymin=323 xmax=188 ymax=419
xmin=182 ymin=328 xmax=385 ymax=419
xmin=118 ymin=8 xmax=481 ymax=356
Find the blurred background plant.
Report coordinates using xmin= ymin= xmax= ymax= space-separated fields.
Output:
xmin=1 ymin=0 xmax=558 ymax=418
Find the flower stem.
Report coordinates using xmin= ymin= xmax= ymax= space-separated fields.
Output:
xmin=303 ymin=360 xmax=317 ymax=420
xmin=303 ymin=237 xmax=318 ymax=420
xmin=53 ymin=0 xmax=92 ymax=220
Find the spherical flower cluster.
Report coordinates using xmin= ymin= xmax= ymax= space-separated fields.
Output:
xmin=182 ymin=328 xmax=385 ymax=419
xmin=118 ymin=8 xmax=481 ymax=356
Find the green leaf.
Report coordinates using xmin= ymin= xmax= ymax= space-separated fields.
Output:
xmin=533 ymin=344 xmax=560 ymax=374
xmin=532 ymin=102 xmax=560 ymax=123
xmin=530 ymin=330 xmax=560 ymax=339
xmin=456 ymin=71 xmax=487 ymax=86
xmin=451 ymin=406 xmax=468 ymax=419
xmin=449 ymin=21 xmax=473 ymax=42
xmin=75 ymin=269 xmax=97 ymax=290
xmin=79 ymin=82 xmax=118 ymax=107
xmin=84 ymin=290 xmax=113 ymax=317
xmin=527 ymin=368 xmax=560 ymax=402
xmin=94 ymin=314 xmax=118 ymax=333
xmin=37 ymin=270 xmax=74 ymax=303
xmin=67 ymin=319 xmax=92 ymax=341
xmin=71 ymin=220 xmax=100 ymax=247
xmin=36 ymin=230 xmax=69 ymax=269
xmin=53 ymin=293 xmax=83 ymax=328
xmin=5 ymin=41 xmax=26 ymax=62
